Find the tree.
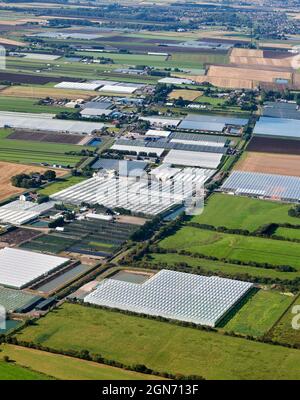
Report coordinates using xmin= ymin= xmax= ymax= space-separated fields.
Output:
xmin=44 ymin=170 xmax=56 ymax=181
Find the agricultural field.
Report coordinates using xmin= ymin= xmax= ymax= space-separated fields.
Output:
xmin=20 ymin=234 xmax=77 ymax=254
xmin=0 ymin=129 xmax=91 ymax=167
xmin=0 ymin=345 xmax=157 ymax=380
xmin=38 ymin=175 xmax=87 ymax=196
xmin=15 ymin=303 xmax=300 ymax=380
xmin=0 ymin=97 xmax=70 ymax=114
xmin=247 ymin=137 xmax=300 ymax=155
xmin=8 ymin=130 xmax=83 ymax=145
xmin=147 ymin=253 xmax=300 ymax=281
xmin=190 ymin=194 xmax=298 ymax=232
xmin=274 ymin=227 xmax=300 ymax=240
xmin=222 ymin=290 xmax=294 ymax=337
xmin=0 ymin=228 xmax=41 ymax=246
xmin=169 ymin=89 xmax=203 ymax=101
xmin=235 ymin=152 xmax=300 ymax=177
xmin=1 ymin=85 xmax=96 ymax=101
xmin=0 ymin=160 xmax=67 ymax=202
xmin=0 ymin=361 xmax=50 ymax=380
xmin=158 ymin=226 xmax=300 ymax=269
xmin=270 ymin=295 xmax=300 ymax=347
xmin=194 ymin=95 xmax=226 ymax=106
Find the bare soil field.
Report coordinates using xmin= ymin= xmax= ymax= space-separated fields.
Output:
xmin=247 ymin=137 xmax=300 ymax=155
xmin=0 ymin=161 xmax=68 ymax=202
xmin=1 ymin=86 xmax=95 ymax=100
xmin=168 ymin=89 xmax=203 ymax=101
xmin=8 ymin=130 xmax=83 ymax=145
xmin=0 ymin=37 xmax=25 ymax=46
xmin=0 ymin=228 xmax=41 ymax=247
xmin=0 ymin=72 xmax=76 ymax=85
xmin=235 ymin=152 xmax=300 ymax=177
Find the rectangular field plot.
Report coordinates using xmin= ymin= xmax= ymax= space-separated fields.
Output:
xmin=270 ymin=295 xmax=300 ymax=347
xmin=191 ymin=194 xmax=298 ymax=232
xmin=235 ymin=152 xmax=300 ymax=177
xmin=8 ymin=130 xmax=84 ymax=145
xmin=0 ymin=129 xmax=89 ymax=167
xmin=247 ymin=137 xmax=300 ymax=155
xmin=55 ymin=219 xmax=139 ymax=257
xmin=222 ymin=290 xmax=294 ymax=337
xmin=0 ymin=228 xmax=41 ymax=246
xmin=84 ymin=269 xmax=253 ymax=327
xmin=147 ymin=253 xmax=300 ymax=281
xmin=20 ymin=234 xmax=77 ymax=254
xmin=15 ymin=303 xmax=300 ymax=379
xmin=159 ymin=227 xmax=300 ymax=270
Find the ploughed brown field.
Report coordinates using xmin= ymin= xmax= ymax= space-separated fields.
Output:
xmin=8 ymin=130 xmax=83 ymax=145
xmin=235 ymin=151 xmax=300 ymax=177
xmin=247 ymin=137 xmax=300 ymax=155
xmin=0 ymin=161 xmax=68 ymax=202
xmin=0 ymin=228 xmax=41 ymax=247
xmin=0 ymin=72 xmax=77 ymax=85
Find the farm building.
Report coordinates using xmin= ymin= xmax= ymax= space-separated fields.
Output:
xmin=0 ymin=111 xmax=104 ymax=134
xmin=158 ymin=77 xmax=194 ymax=85
xmin=112 ymin=138 xmax=226 ymax=155
xmin=99 ymin=85 xmax=138 ymax=94
xmin=221 ymin=171 xmax=300 ymax=203
xmin=80 ymin=108 xmax=113 ymax=118
xmin=163 ymin=149 xmax=223 ymax=169
xmin=139 ymin=116 xmax=181 ymax=128
xmin=55 ymin=82 xmax=102 ymax=91
xmin=111 ymin=143 xmax=165 ymax=157
xmin=253 ymin=116 xmax=300 ymax=140
xmin=145 ymin=129 xmax=171 ymax=138
xmin=0 ymin=200 xmax=56 ymax=226
xmin=0 ymin=286 xmax=41 ymax=313
xmin=263 ymin=102 xmax=300 ymax=120
xmin=178 ymin=114 xmax=248 ymax=133
xmin=84 ymin=270 xmax=253 ymax=327
xmin=170 ymin=132 xmax=227 ymax=147
xmin=0 ymin=248 xmax=69 ymax=290
xmin=91 ymin=159 xmax=148 ymax=177
xmin=51 ymin=168 xmax=215 ymax=215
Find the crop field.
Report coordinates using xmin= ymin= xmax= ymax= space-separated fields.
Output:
xmin=20 ymin=234 xmax=77 ymax=254
xmin=0 ymin=97 xmax=70 ymax=114
xmin=159 ymin=227 xmax=300 ymax=269
xmin=194 ymin=95 xmax=226 ymax=106
xmin=169 ymin=89 xmax=203 ymax=101
xmin=222 ymin=290 xmax=294 ymax=337
xmin=1 ymin=86 xmax=96 ymax=100
xmin=0 ymin=160 xmax=67 ymax=202
xmin=0 ymin=345 xmax=158 ymax=381
xmin=275 ymin=227 xmax=300 ymax=240
xmin=270 ymin=295 xmax=300 ymax=347
xmin=247 ymin=137 xmax=300 ymax=155
xmin=147 ymin=253 xmax=300 ymax=281
xmin=58 ymin=219 xmax=138 ymax=256
xmin=0 ymin=71 xmax=74 ymax=85
xmin=190 ymin=194 xmax=298 ymax=232
xmin=0 ymin=360 xmax=50 ymax=380
xmin=235 ymin=152 xmax=300 ymax=177
xmin=8 ymin=130 xmax=83 ymax=145
xmin=15 ymin=303 xmax=300 ymax=380
xmin=0 ymin=129 xmax=90 ymax=167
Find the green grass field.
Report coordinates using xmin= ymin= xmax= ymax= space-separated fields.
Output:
xmin=0 ymin=97 xmax=71 ymax=114
xmin=275 ymin=227 xmax=300 ymax=241
xmin=15 ymin=303 xmax=300 ymax=380
xmin=39 ymin=175 xmax=87 ymax=196
xmin=270 ymin=295 xmax=300 ymax=347
xmin=0 ymin=360 xmax=50 ymax=380
xmin=147 ymin=253 xmax=300 ymax=281
xmin=222 ymin=290 xmax=294 ymax=337
xmin=0 ymin=129 xmax=89 ymax=167
xmin=159 ymin=227 xmax=300 ymax=269
xmin=0 ymin=345 xmax=158 ymax=380
xmin=190 ymin=194 xmax=297 ymax=232
xmin=195 ymin=96 xmax=226 ymax=105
